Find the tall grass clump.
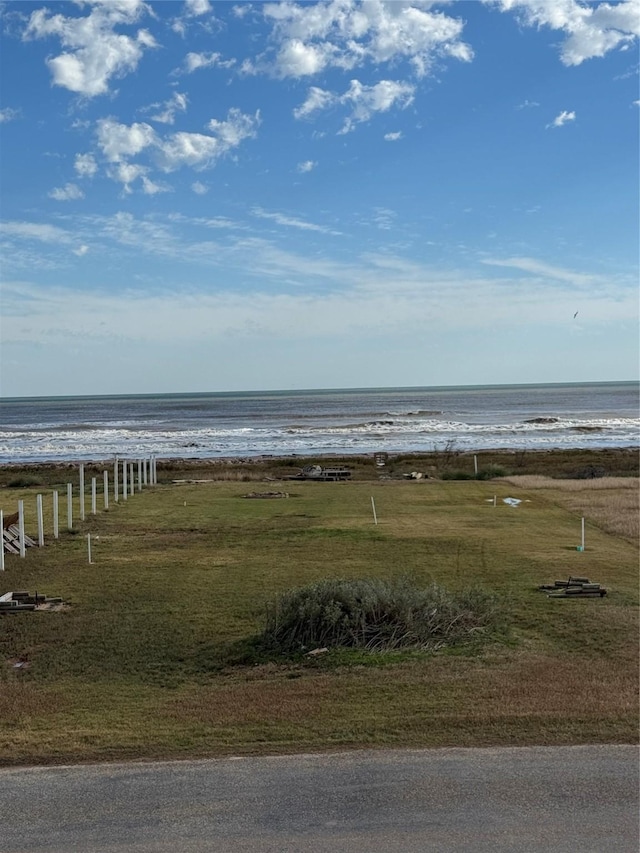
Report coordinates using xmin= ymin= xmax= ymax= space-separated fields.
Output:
xmin=258 ymin=578 xmax=500 ymax=656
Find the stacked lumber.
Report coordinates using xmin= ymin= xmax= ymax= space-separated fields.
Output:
xmin=538 ymin=577 xmax=607 ymax=598
xmin=2 ymin=524 xmax=36 ymax=554
xmin=0 ymin=591 xmax=64 ymax=613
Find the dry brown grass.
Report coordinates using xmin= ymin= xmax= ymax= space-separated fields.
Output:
xmin=502 ymin=476 xmax=640 ymax=542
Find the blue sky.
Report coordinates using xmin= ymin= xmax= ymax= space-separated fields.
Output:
xmin=1 ymin=0 xmax=638 ymax=397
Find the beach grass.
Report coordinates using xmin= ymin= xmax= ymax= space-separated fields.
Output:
xmin=0 ymin=460 xmax=637 ymax=766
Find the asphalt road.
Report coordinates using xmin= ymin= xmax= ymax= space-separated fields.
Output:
xmin=1 ymin=745 xmax=637 ymax=852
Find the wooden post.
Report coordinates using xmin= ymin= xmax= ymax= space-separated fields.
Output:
xmin=53 ymin=491 xmax=59 ymax=539
xmin=79 ymin=464 xmax=85 ymax=521
xmin=103 ymin=470 xmax=109 ymax=510
xmin=18 ymin=500 xmax=26 ymax=558
xmin=0 ymin=510 xmax=4 ymax=571
xmin=122 ymin=459 xmax=128 ymax=501
xmin=36 ymin=494 xmax=44 ymax=547
xmin=114 ymin=458 xmax=119 ymax=503
xmin=91 ymin=477 xmax=97 ymax=515
xmin=67 ymin=483 xmax=73 ymax=529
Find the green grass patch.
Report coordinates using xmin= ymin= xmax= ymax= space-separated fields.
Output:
xmin=0 ymin=467 xmax=637 ymax=765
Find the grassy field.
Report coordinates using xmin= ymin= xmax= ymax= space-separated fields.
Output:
xmin=0 ymin=460 xmax=638 ymax=766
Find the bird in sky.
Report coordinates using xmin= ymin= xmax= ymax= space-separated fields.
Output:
xmin=573 ymin=311 xmax=579 ymax=319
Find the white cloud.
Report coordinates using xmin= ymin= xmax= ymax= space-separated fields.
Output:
xmin=24 ymin=1 xmax=157 ymax=97
xmin=185 ymin=0 xmax=212 ymax=15
xmin=147 ymin=92 xmax=188 ymax=124
xmin=487 ymin=0 xmax=640 ymax=65
xmin=297 ymin=160 xmax=317 ymax=173
xmin=141 ymin=176 xmax=171 ymax=195
xmin=192 ymin=181 xmax=209 ymax=194
xmin=0 ymin=107 xmax=20 ymax=123
xmin=546 ymin=109 xmax=576 ymax=129
xmin=373 ymin=207 xmax=397 ymax=230
xmin=293 ymin=86 xmax=337 ymax=119
xmin=182 ymin=51 xmax=235 ymax=73
xmin=0 ymin=221 xmax=74 ymax=244
xmin=295 ymin=78 xmax=415 ymax=133
xmin=481 ymin=256 xmax=594 ymax=286
xmin=252 ymin=207 xmax=341 ymax=235
xmin=96 ymin=118 xmax=157 ymax=161
xmin=516 ymin=99 xmax=540 ymax=109
xmin=48 ymin=182 xmax=84 ymax=201
xmin=73 ymin=244 xmax=90 ymax=257
xmin=107 ymin=161 xmax=149 ymax=193
xmin=384 ymin=131 xmax=403 ymax=141
xmin=75 ymin=152 xmax=98 ymax=178
xmin=157 ymin=109 xmax=259 ymax=171
xmin=262 ymin=0 xmax=473 ymax=79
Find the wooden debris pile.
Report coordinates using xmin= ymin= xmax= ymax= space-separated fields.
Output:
xmin=2 ymin=525 xmax=36 ymax=555
xmin=0 ymin=591 xmax=66 ymax=613
xmin=538 ymin=577 xmax=607 ymax=598
xmin=243 ymin=491 xmax=289 ymax=499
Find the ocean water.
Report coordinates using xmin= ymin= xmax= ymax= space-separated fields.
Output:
xmin=0 ymin=383 xmax=638 ymax=464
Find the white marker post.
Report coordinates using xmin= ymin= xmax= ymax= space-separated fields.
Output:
xmin=67 ymin=483 xmax=73 ymax=530
xmin=0 ymin=510 xmax=4 ymax=571
xmin=79 ymin=464 xmax=85 ymax=521
xmin=36 ymin=494 xmax=44 ymax=547
xmin=122 ymin=460 xmax=128 ymax=502
xmin=493 ymin=495 xmax=497 ymax=507
xmin=474 ymin=455 xmax=478 ymax=476
xmin=53 ymin=491 xmax=59 ymax=539
xmin=371 ymin=496 xmax=378 ymax=526
xmin=18 ymin=500 xmax=26 ymax=558
xmin=114 ymin=458 xmax=119 ymax=503
xmin=579 ymin=517 xmax=585 ymax=552
xmin=129 ymin=463 xmax=135 ymax=497
xmin=143 ymin=458 xmax=148 ymax=486
xmin=137 ymin=459 xmax=142 ymax=492
xmin=87 ymin=534 xmax=93 ymax=564
xmin=91 ymin=477 xmax=97 ymax=515
xmin=103 ymin=470 xmax=109 ymax=510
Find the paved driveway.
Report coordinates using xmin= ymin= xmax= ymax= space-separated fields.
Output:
xmin=1 ymin=745 xmax=637 ymax=852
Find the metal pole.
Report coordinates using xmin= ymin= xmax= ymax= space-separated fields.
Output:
xmin=91 ymin=477 xmax=97 ymax=515
xmin=104 ymin=470 xmax=109 ymax=510
xmin=138 ymin=459 xmax=142 ymax=492
xmin=122 ymin=460 xmax=128 ymax=501
xmin=37 ymin=494 xmax=44 ymax=547
xmin=114 ymin=458 xmax=119 ymax=502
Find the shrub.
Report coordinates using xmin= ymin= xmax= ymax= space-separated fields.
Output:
xmin=476 ymin=465 xmax=508 ymax=480
xmin=441 ymin=469 xmax=475 ymax=480
xmin=7 ymin=475 xmax=43 ymax=488
xmin=258 ymin=577 xmax=500 ymax=655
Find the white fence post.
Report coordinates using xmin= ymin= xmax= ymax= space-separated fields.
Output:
xmin=143 ymin=458 xmax=148 ymax=486
xmin=79 ymin=464 xmax=85 ymax=521
xmin=114 ymin=458 xmax=119 ymax=503
xmin=67 ymin=483 xmax=73 ymax=530
xmin=129 ymin=463 xmax=135 ymax=497
xmin=103 ymin=470 xmax=109 ymax=510
xmin=37 ymin=494 xmax=44 ymax=547
xmin=122 ymin=460 xmax=128 ymax=501
xmin=18 ymin=500 xmax=26 ymax=558
xmin=53 ymin=491 xmax=59 ymax=539
xmin=91 ymin=477 xmax=97 ymax=515
xmin=138 ymin=459 xmax=142 ymax=492
xmin=0 ymin=510 xmax=4 ymax=571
